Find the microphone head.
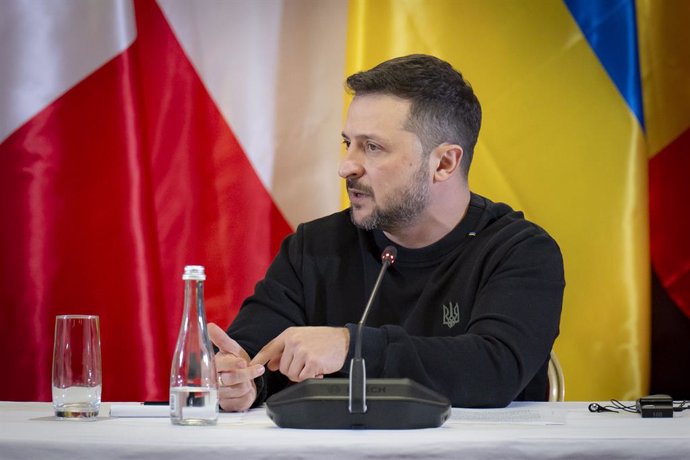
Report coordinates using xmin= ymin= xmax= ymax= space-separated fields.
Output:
xmin=381 ymin=246 xmax=397 ymax=265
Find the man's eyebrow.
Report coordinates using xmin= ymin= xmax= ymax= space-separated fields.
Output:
xmin=341 ymin=132 xmax=388 ymax=143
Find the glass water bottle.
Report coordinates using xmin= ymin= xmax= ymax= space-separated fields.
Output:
xmin=169 ymin=265 xmax=219 ymax=425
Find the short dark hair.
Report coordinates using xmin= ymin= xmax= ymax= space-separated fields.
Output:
xmin=346 ymin=54 xmax=482 ymax=177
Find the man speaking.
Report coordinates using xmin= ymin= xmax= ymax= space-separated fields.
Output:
xmin=209 ymin=54 xmax=565 ymax=412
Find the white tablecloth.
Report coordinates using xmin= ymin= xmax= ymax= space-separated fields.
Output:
xmin=1 ymin=401 xmax=688 ymax=459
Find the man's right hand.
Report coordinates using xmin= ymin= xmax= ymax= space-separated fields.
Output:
xmin=208 ymin=322 xmax=265 ymax=412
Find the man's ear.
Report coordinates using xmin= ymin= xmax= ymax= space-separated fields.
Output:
xmin=431 ymin=143 xmax=463 ymax=182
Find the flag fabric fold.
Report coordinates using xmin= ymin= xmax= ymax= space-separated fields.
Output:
xmin=0 ymin=0 xmax=296 ymax=402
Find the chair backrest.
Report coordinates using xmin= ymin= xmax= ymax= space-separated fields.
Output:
xmin=547 ymin=350 xmax=565 ymax=402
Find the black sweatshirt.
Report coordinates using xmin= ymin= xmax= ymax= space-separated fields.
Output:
xmin=228 ymin=193 xmax=565 ymax=407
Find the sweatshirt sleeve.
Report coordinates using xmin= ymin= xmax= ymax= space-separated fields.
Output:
xmin=228 ymin=225 xmax=308 ymax=352
xmin=227 ymin=226 xmax=308 ymax=403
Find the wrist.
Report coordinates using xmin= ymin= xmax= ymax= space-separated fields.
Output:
xmin=341 ymin=326 xmax=350 ymax=353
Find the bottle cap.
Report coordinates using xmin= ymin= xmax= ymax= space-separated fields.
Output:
xmin=182 ymin=265 xmax=206 ymax=281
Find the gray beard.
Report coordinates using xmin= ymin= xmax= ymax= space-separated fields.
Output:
xmin=349 ymin=164 xmax=430 ymax=232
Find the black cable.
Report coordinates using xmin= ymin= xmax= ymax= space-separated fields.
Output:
xmin=588 ymin=399 xmax=637 ymax=413
xmin=589 ymin=399 xmax=690 ymax=414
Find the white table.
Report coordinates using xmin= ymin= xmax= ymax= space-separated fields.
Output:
xmin=1 ymin=401 xmax=688 ymax=459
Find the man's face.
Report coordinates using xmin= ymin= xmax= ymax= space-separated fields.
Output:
xmin=339 ymin=94 xmax=431 ymax=232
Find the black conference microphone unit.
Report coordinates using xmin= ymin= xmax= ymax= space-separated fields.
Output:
xmin=265 ymin=246 xmax=452 ymax=429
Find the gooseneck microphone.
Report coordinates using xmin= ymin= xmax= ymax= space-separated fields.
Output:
xmin=349 ymin=246 xmax=397 ymax=414
xmin=265 ymin=246 xmax=451 ymax=429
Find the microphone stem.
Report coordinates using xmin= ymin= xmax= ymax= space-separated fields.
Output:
xmin=354 ymin=258 xmax=391 ymax=360
xmin=350 ymin=246 xmax=396 ymax=414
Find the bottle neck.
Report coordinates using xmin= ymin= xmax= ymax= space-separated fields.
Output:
xmin=184 ymin=279 xmax=205 ymax=321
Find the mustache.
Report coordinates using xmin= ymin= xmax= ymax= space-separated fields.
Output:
xmin=346 ymin=179 xmax=374 ymax=196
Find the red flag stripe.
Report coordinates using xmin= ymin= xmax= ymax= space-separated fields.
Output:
xmin=649 ymin=126 xmax=690 ymax=318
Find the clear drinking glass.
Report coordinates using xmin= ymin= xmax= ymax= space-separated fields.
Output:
xmin=52 ymin=315 xmax=102 ymax=419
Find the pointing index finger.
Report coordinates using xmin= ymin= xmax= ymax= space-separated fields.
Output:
xmin=250 ymin=338 xmax=284 ymax=367
xmin=208 ymin=322 xmax=243 ymax=356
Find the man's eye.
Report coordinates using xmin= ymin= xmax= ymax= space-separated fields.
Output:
xmin=342 ymin=139 xmax=351 ymax=148
xmin=365 ymin=142 xmax=380 ymax=152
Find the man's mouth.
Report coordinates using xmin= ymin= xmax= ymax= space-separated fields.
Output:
xmin=346 ymin=180 xmax=373 ymax=199
xmin=349 ymin=188 xmax=368 ymax=199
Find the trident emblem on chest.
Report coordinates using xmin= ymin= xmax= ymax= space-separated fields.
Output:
xmin=442 ymin=303 xmax=460 ymax=328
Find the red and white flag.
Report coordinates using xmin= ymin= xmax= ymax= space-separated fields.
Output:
xmin=0 ymin=0 xmax=346 ymax=402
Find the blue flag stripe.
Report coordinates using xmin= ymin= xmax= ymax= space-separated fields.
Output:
xmin=564 ymin=0 xmax=644 ymax=129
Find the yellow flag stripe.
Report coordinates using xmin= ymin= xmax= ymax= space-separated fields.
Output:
xmin=637 ymin=0 xmax=690 ymax=156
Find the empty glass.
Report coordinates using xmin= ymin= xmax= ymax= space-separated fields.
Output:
xmin=52 ymin=315 xmax=102 ymax=419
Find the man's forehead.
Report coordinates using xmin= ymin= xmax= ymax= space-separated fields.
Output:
xmin=344 ymin=94 xmax=412 ymax=135
xmin=349 ymin=93 xmax=411 ymax=111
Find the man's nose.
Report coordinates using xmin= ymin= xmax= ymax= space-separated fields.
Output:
xmin=338 ymin=148 xmax=364 ymax=179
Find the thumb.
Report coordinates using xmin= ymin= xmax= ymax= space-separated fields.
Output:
xmin=208 ymin=322 xmax=243 ymax=356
